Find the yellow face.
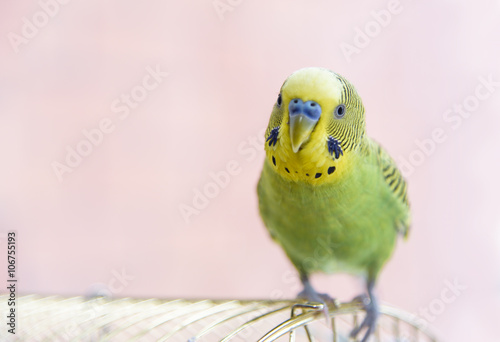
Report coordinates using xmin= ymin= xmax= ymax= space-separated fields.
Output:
xmin=264 ymin=67 xmax=366 ymax=185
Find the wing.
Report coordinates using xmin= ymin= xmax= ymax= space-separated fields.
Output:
xmin=368 ymin=138 xmax=411 ymax=237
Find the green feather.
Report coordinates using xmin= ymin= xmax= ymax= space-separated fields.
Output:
xmin=257 ymin=67 xmax=410 ymax=283
xmin=258 ymin=137 xmax=409 ymax=281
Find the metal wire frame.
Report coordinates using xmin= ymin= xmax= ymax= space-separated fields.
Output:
xmin=0 ymin=295 xmax=439 ymax=341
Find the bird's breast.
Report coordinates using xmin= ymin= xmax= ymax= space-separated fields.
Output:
xmin=258 ymin=157 xmax=397 ymax=276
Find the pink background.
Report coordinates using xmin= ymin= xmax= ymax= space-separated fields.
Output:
xmin=1 ymin=0 xmax=499 ymax=341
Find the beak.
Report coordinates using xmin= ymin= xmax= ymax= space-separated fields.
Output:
xmin=289 ymin=99 xmax=321 ymax=153
xmin=289 ymin=114 xmax=319 ymax=153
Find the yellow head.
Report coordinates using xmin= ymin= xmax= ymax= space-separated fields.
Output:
xmin=264 ymin=67 xmax=366 ymax=184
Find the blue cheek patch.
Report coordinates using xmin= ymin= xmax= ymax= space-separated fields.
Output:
xmin=327 ymin=136 xmax=343 ymax=160
xmin=266 ymin=126 xmax=280 ymax=147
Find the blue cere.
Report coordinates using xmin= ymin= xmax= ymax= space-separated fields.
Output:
xmin=288 ymin=99 xmax=322 ymax=121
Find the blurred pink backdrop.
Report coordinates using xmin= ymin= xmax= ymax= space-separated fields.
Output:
xmin=1 ymin=0 xmax=499 ymax=341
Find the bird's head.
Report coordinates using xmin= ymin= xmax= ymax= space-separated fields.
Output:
xmin=264 ymin=67 xmax=366 ymax=184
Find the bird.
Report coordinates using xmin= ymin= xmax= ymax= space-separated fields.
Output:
xmin=257 ymin=67 xmax=410 ymax=342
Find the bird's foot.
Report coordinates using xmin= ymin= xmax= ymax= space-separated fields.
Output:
xmin=297 ymin=277 xmax=339 ymax=324
xmin=298 ymin=287 xmax=336 ymax=304
xmin=350 ymin=293 xmax=379 ymax=342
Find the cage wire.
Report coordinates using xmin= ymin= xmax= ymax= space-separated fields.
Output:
xmin=0 ymin=294 xmax=438 ymax=341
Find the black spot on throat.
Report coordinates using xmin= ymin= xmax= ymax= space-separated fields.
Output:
xmin=328 ymin=166 xmax=336 ymax=175
xmin=272 ymin=156 xmax=276 ymax=166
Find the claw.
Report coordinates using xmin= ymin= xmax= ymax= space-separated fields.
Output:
xmin=297 ymin=274 xmax=338 ymax=325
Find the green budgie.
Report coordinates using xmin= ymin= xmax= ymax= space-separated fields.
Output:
xmin=257 ymin=67 xmax=410 ymax=342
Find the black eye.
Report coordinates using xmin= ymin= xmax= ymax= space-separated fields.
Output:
xmin=277 ymin=94 xmax=282 ymax=107
xmin=334 ymin=104 xmax=346 ymax=118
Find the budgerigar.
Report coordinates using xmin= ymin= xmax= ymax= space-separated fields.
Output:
xmin=257 ymin=67 xmax=410 ymax=342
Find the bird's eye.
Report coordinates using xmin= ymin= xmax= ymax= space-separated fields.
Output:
xmin=334 ymin=104 xmax=346 ymax=118
xmin=277 ymin=94 xmax=282 ymax=107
